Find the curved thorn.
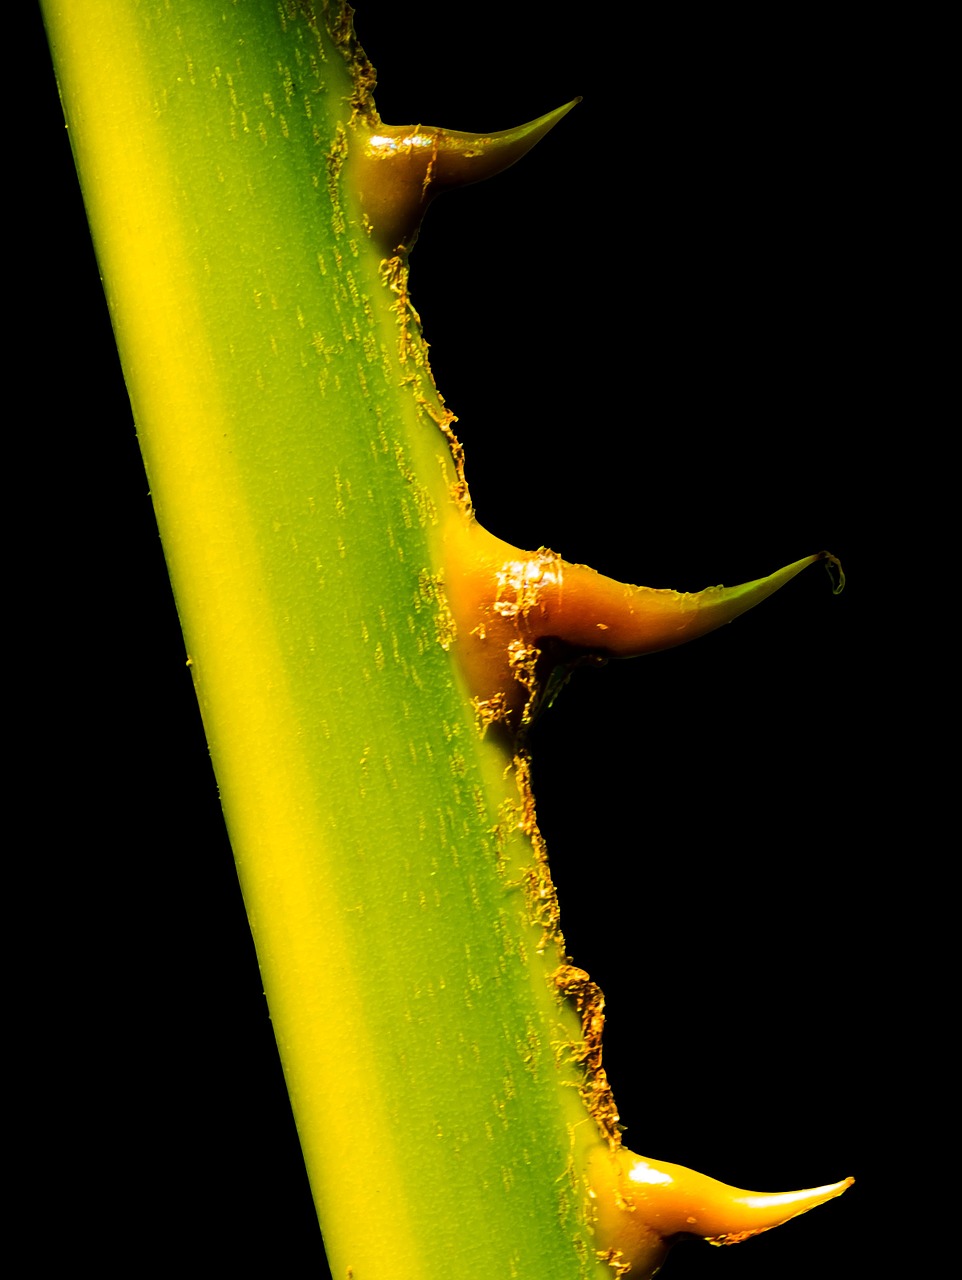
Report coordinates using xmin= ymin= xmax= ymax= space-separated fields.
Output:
xmin=348 ymin=99 xmax=581 ymax=252
xmin=443 ymin=517 xmax=845 ymax=732
xmin=586 ymin=1144 xmax=853 ymax=1278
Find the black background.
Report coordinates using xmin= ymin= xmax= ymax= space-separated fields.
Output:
xmin=34 ymin=3 xmax=891 ymax=1276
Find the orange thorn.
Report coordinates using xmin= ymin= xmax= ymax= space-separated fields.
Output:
xmin=348 ymin=100 xmax=580 ymax=252
xmin=443 ymin=516 xmax=844 ymax=733
xmin=586 ymin=1144 xmax=853 ymax=1278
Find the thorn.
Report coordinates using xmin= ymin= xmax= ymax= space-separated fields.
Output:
xmin=586 ymin=1144 xmax=853 ymax=1279
xmin=442 ymin=516 xmax=845 ymax=734
xmin=348 ymin=99 xmax=581 ymax=252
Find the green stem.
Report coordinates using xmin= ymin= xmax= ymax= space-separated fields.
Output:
xmin=41 ymin=2 xmax=610 ymax=1275
xmin=41 ymin=3 xmax=858 ymax=1276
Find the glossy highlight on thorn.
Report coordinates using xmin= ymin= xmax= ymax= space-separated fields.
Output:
xmin=586 ymin=1144 xmax=853 ymax=1278
xmin=348 ymin=99 xmax=580 ymax=252
xmin=442 ymin=515 xmax=845 ymax=734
